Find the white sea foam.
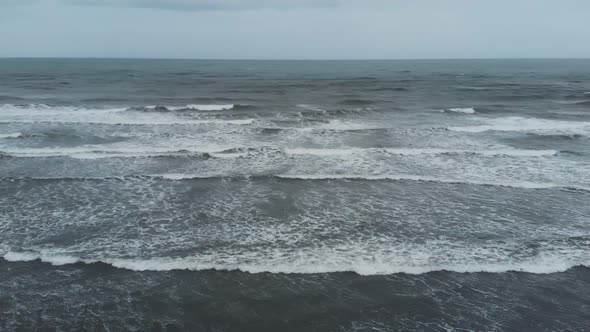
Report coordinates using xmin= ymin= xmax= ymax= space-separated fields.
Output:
xmin=2 ymin=248 xmax=588 ymax=275
xmin=449 ymin=116 xmax=590 ymax=134
xmin=143 ymin=172 xmax=589 ymax=191
xmin=275 ymin=174 xmax=589 ymax=191
xmin=4 ymin=251 xmax=87 ymax=265
xmin=315 ymin=120 xmax=387 ymax=131
xmin=3 ymin=145 xmax=557 ymax=159
xmin=158 ymin=173 xmax=214 ymax=180
xmin=0 ymin=145 xmax=241 ymax=159
xmin=285 ymin=148 xmax=363 ymax=156
xmin=296 ymin=104 xmax=326 ymax=112
xmin=162 ymin=104 xmax=235 ymax=111
xmin=0 ymin=103 xmax=250 ymax=125
xmin=446 ymin=107 xmax=477 ymax=114
xmin=284 ymin=147 xmax=557 ymax=157
xmin=0 ymin=104 xmax=126 ymax=115
xmin=0 ymin=118 xmax=254 ymax=126
xmin=0 ymin=132 xmax=22 ymax=139
xmin=3 ymin=251 xmax=40 ymax=262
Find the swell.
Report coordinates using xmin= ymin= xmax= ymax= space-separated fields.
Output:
xmin=2 ymin=251 xmax=588 ymax=275
xmin=2 ymin=174 xmax=588 ymax=192
xmin=0 ymin=146 xmax=560 ymax=159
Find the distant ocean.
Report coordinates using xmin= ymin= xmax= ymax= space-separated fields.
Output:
xmin=0 ymin=58 xmax=589 ymax=331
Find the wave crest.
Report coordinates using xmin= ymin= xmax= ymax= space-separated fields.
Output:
xmin=136 ymin=104 xmax=238 ymax=112
xmin=3 ymin=249 xmax=588 ymax=275
xmin=444 ymin=107 xmax=477 ymax=114
xmin=0 ymin=132 xmax=22 ymax=139
xmin=449 ymin=116 xmax=590 ymax=134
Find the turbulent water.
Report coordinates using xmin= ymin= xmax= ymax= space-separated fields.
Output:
xmin=0 ymin=59 xmax=589 ymax=331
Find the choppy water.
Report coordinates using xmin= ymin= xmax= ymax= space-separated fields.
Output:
xmin=1 ymin=59 xmax=589 ymax=331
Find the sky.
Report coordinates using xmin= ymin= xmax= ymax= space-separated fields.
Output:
xmin=1 ymin=0 xmax=589 ymax=59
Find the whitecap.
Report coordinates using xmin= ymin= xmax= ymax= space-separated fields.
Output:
xmin=275 ymin=174 xmax=588 ymax=191
xmin=166 ymin=104 xmax=235 ymax=111
xmin=2 ymin=247 xmax=588 ymax=275
xmin=0 ymin=145 xmax=240 ymax=159
xmin=445 ymin=107 xmax=477 ymax=114
xmin=449 ymin=116 xmax=590 ymax=134
xmin=284 ymin=147 xmax=557 ymax=158
xmin=0 ymin=132 xmax=22 ymax=139
xmin=0 ymin=103 xmax=251 ymax=126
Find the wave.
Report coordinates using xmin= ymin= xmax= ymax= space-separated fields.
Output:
xmin=1 ymin=103 xmax=240 ymax=113
xmin=0 ymin=95 xmax=25 ymax=101
xmin=340 ymin=99 xmax=374 ymax=106
xmin=284 ymin=147 xmax=558 ymax=157
xmin=273 ymin=174 xmax=590 ymax=191
xmin=454 ymin=86 xmax=493 ymax=91
xmin=444 ymin=107 xmax=477 ymax=114
xmin=107 ymin=174 xmax=587 ymax=192
xmin=0 ymin=146 xmax=239 ymax=159
xmin=371 ymin=87 xmax=408 ymax=92
xmin=0 ymin=132 xmax=22 ymax=139
xmin=296 ymin=105 xmax=373 ymax=117
xmin=526 ymin=133 xmax=584 ymax=141
xmin=2 ymin=250 xmax=588 ymax=275
xmin=3 ymin=146 xmax=558 ymax=159
xmin=0 ymin=103 xmax=126 ymax=113
xmin=296 ymin=104 xmax=326 ymax=112
xmin=0 ymin=104 xmax=255 ymax=126
xmin=0 ymin=118 xmax=254 ymax=126
xmin=4 ymin=173 xmax=589 ymax=192
xmin=313 ymin=120 xmax=387 ymax=131
xmin=138 ymin=104 xmax=237 ymax=112
xmin=449 ymin=116 xmax=590 ymax=134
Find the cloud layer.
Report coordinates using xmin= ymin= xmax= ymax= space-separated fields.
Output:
xmin=64 ymin=0 xmax=340 ymax=11
xmin=1 ymin=0 xmax=589 ymax=59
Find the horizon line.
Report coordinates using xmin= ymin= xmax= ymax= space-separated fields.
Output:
xmin=1 ymin=56 xmax=590 ymax=61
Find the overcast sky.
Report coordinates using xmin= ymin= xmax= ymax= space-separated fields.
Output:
xmin=1 ymin=0 xmax=589 ymax=59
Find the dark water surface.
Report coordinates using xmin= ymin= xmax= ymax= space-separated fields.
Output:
xmin=0 ymin=59 xmax=589 ymax=331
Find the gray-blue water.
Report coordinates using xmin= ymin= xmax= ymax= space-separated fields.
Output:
xmin=1 ymin=59 xmax=589 ymax=331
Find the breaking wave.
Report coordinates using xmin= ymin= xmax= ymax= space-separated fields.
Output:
xmin=444 ymin=107 xmax=477 ymax=114
xmin=449 ymin=116 xmax=590 ymax=134
xmin=2 ymin=247 xmax=588 ymax=275
xmin=0 ymin=146 xmax=558 ymax=159
xmin=0 ymin=132 xmax=22 ymax=139
xmin=135 ymin=104 xmax=240 ymax=112
xmin=8 ymin=173 xmax=582 ymax=192
xmin=284 ymin=147 xmax=557 ymax=157
xmin=0 ymin=103 xmax=255 ymax=125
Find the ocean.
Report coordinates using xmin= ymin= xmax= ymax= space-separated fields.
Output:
xmin=0 ymin=58 xmax=589 ymax=331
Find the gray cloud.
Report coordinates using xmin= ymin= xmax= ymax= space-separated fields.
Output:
xmin=1 ymin=0 xmax=589 ymax=59
xmin=63 ymin=0 xmax=340 ymax=11
xmin=0 ymin=0 xmax=39 ymax=5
